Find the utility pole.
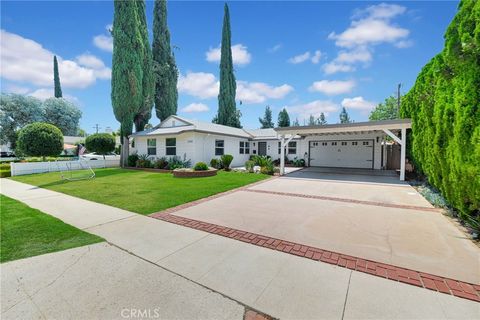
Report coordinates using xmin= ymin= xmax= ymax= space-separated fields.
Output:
xmin=93 ymin=124 xmax=101 ymax=134
xmin=397 ymin=83 xmax=401 ymax=118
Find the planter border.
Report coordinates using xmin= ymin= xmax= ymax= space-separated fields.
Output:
xmin=125 ymin=167 xmax=172 ymax=173
xmin=173 ymin=168 xmax=218 ymax=178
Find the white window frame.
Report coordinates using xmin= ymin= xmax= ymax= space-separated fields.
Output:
xmin=215 ymin=140 xmax=224 ymax=156
xmin=147 ymin=138 xmax=156 ymax=155
xmin=239 ymin=141 xmax=250 ymax=154
xmin=166 ymin=138 xmax=176 ymax=156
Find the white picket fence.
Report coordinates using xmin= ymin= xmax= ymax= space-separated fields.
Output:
xmin=10 ymin=159 xmax=120 ymax=176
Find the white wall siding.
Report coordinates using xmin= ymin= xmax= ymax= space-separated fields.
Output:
xmin=251 ymin=140 xmax=304 ymax=162
xmin=193 ymin=133 xmax=250 ymax=167
xmin=132 ymin=132 xmax=196 ymax=164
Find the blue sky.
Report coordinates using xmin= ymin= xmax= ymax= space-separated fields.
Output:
xmin=1 ymin=1 xmax=459 ymax=133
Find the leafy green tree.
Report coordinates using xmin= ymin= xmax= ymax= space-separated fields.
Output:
xmin=401 ymin=0 xmax=479 ymax=221
xmin=133 ymin=0 xmax=155 ymax=132
xmin=214 ymin=3 xmax=241 ymax=128
xmin=43 ymin=98 xmax=82 ymax=136
xmin=85 ymin=133 xmax=116 ymax=159
xmin=317 ymin=112 xmax=327 ymax=125
xmin=77 ymin=128 xmax=87 ymax=137
xmin=53 ymin=55 xmax=62 ymax=98
xmin=111 ymin=0 xmax=144 ymax=165
xmin=277 ymin=108 xmax=290 ymax=127
xmin=16 ymin=123 xmax=63 ymax=160
xmin=259 ymin=106 xmax=274 ymax=128
xmin=0 ymin=94 xmax=44 ymax=149
xmin=339 ymin=107 xmax=351 ymax=123
xmin=369 ymin=95 xmax=400 ymax=121
xmin=153 ymin=0 xmax=178 ymax=121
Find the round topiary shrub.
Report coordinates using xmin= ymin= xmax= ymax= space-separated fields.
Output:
xmin=220 ymin=154 xmax=233 ymax=171
xmin=85 ymin=133 xmax=116 ymax=158
xmin=194 ymin=162 xmax=208 ymax=171
xmin=16 ymin=122 xmax=63 ymax=159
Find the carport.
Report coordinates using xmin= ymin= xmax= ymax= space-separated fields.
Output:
xmin=275 ymin=119 xmax=412 ymax=180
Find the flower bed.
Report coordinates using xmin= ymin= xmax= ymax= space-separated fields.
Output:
xmin=125 ymin=167 xmax=172 ymax=173
xmin=173 ymin=168 xmax=217 ymax=178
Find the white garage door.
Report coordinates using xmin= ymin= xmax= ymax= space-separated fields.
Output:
xmin=309 ymin=140 xmax=374 ymax=169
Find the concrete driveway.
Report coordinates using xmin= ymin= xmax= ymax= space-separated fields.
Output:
xmin=160 ymin=168 xmax=479 ymax=285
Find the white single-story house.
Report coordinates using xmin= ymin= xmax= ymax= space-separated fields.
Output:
xmin=130 ymin=115 xmax=411 ymax=180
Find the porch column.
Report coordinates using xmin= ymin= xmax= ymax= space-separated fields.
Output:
xmin=400 ymin=128 xmax=406 ymax=181
xmin=280 ymin=135 xmax=285 ymax=175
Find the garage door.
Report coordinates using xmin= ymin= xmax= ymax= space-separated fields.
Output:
xmin=309 ymin=140 xmax=374 ymax=169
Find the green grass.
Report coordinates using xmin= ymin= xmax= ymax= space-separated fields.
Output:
xmin=0 ymin=195 xmax=104 ymax=263
xmin=11 ymin=168 xmax=269 ymax=215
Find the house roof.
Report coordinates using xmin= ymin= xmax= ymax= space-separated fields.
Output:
xmin=130 ymin=115 xmax=253 ymax=139
xmin=275 ymin=119 xmax=412 ymax=136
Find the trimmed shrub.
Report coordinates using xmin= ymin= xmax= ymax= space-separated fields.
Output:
xmin=210 ymin=158 xmax=221 ymax=169
xmin=260 ymin=163 xmax=274 ymax=175
xmin=136 ymin=154 xmax=152 ymax=168
xmin=292 ymin=157 xmax=305 ymax=167
xmin=194 ymin=162 xmax=209 ymax=171
xmin=154 ymin=157 xmax=168 ymax=169
xmin=220 ymin=154 xmax=233 ymax=171
xmin=127 ymin=153 xmax=139 ymax=167
xmin=85 ymin=133 xmax=115 ymax=157
xmin=16 ymin=122 xmax=63 ymax=159
xmin=245 ymin=160 xmax=255 ymax=173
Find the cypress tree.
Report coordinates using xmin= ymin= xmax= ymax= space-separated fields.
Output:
xmin=134 ymin=0 xmax=155 ymax=132
xmin=111 ymin=0 xmax=143 ymax=165
xmin=215 ymin=3 xmax=241 ymax=128
xmin=317 ymin=112 xmax=327 ymax=125
xmin=53 ymin=55 xmax=62 ymax=98
xmin=277 ymin=108 xmax=290 ymax=127
xmin=339 ymin=107 xmax=351 ymax=123
xmin=259 ymin=105 xmax=274 ymax=128
xmin=153 ymin=0 xmax=178 ymax=121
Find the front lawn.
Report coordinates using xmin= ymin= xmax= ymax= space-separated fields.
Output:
xmin=0 ymin=195 xmax=104 ymax=263
xmin=11 ymin=168 xmax=269 ymax=214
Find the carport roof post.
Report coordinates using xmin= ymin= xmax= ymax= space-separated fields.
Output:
xmin=274 ymin=119 xmax=412 ymax=180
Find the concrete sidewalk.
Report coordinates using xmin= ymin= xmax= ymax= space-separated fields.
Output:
xmin=1 ymin=179 xmax=479 ymax=319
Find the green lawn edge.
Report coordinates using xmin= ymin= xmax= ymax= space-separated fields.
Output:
xmin=0 ymin=195 xmax=104 ymax=263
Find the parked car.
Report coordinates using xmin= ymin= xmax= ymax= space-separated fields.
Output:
xmin=0 ymin=151 xmax=15 ymax=157
xmin=80 ymin=152 xmax=120 ymax=161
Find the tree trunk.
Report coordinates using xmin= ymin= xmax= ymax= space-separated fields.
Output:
xmin=121 ymin=136 xmax=129 ymax=168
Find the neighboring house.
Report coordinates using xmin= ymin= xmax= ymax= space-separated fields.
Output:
xmin=130 ymin=115 xmax=411 ymax=171
xmin=130 ymin=116 xmax=302 ymax=167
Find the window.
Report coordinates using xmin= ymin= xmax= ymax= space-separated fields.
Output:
xmin=147 ymin=139 xmax=156 ymax=155
xmin=331 ymin=142 xmax=337 ymax=146
xmin=341 ymin=141 xmax=347 ymax=146
xmin=278 ymin=141 xmax=297 ymax=154
xmin=239 ymin=141 xmax=250 ymax=154
xmin=352 ymin=141 xmax=358 ymax=146
xmin=322 ymin=142 xmax=328 ymax=146
xmin=166 ymin=138 xmax=176 ymax=155
xmin=215 ymin=140 xmax=224 ymax=156
xmin=363 ymin=141 xmax=369 ymax=146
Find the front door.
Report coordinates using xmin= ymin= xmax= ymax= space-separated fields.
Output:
xmin=258 ymin=142 xmax=267 ymax=156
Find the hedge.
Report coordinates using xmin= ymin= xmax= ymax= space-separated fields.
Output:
xmin=400 ymin=0 xmax=479 ymax=218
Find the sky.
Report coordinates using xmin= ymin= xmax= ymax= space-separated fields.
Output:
xmin=1 ymin=1 xmax=459 ymax=134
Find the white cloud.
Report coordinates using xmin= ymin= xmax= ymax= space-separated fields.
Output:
xmin=178 ymin=71 xmax=293 ymax=104
xmin=288 ymin=51 xmax=311 ymax=64
xmin=322 ymin=62 xmax=356 ymax=75
xmin=178 ymin=72 xmax=219 ymax=99
xmin=311 ymin=50 xmax=322 ymax=64
xmin=341 ymin=96 xmax=376 ymax=111
xmin=395 ymin=39 xmax=414 ymax=48
xmin=286 ymin=100 xmax=338 ymax=119
xmin=237 ymin=81 xmax=294 ymax=104
xmin=0 ymin=30 xmax=109 ymax=89
xmin=268 ymin=44 xmax=282 ymax=53
xmin=206 ymin=44 xmax=252 ymax=65
xmin=335 ymin=47 xmax=372 ymax=64
xmin=288 ymin=50 xmax=323 ymax=64
xmin=5 ymin=85 xmax=30 ymax=94
xmin=181 ymin=103 xmax=210 ymax=113
xmin=93 ymin=25 xmax=113 ymax=52
xmin=29 ymin=88 xmax=79 ymax=104
xmin=76 ymin=53 xmax=111 ymax=80
xmin=354 ymin=3 xmax=406 ymax=20
xmin=309 ymin=80 xmax=356 ymax=95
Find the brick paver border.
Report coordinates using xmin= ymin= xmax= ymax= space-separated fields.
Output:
xmin=243 ymin=188 xmax=440 ymax=212
xmin=150 ymin=211 xmax=480 ymax=302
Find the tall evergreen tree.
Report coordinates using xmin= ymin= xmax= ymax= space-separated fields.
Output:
xmin=134 ymin=0 xmax=155 ymax=132
xmin=53 ymin=55 xmax=62 ymax=98
xmin=339 ymin=107 xmax=351 ymax=123
xmin=308 ymin=115 xmax=315 ymax=126
xmin=111 ymin=0 xmax=143 ymax=165
xmin=317 ymin=112 xmax=327 ymax=125
xmin=277 ymin=108 xmax=290 ymax=127
xmin=153 ymin=0 xmax=178 ymax=121
xmin=214 ymin=3 xmax=241 ymax=128
xmin=259 ymin=105 xmax=274 ymax=128
xmin=292 ymin=118 xmax=300 ymax=126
